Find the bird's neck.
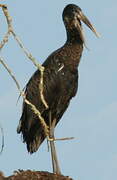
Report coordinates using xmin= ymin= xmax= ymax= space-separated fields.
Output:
xmin=62 ymin=40 xmax=83 ymax=69
xmin=66 ymin=28 xmax=83 ymax=44
xmin=61 ymin=29 xmax=83 ymax=68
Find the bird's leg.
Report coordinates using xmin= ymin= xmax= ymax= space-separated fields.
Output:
xmin=49 ymin=111 xmax=61 ymax=174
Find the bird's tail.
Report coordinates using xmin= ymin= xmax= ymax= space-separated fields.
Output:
xmin=17 ymin=118 xmax=46 ymax=154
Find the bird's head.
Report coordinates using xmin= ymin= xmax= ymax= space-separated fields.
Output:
xmin=63 ymin=4 xmax=100 ymax=44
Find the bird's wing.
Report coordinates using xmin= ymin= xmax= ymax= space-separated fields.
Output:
xmin=17 ymin=66 xmax=63 ymax=153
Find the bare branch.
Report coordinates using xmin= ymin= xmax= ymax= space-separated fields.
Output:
xmin=11 ymin=31 xmax=49 ymax=110
xmin=0 ymin=57 xmax=49 ymax=138
xmin=0 ymin=4 xmax=50 ymax=146
xmin=0 ymin=4 xmax=48 ymax=109
xmin=0 ymin=4 xmax=11 ymax=50
xmin=0 ymin=122 xmax=4 ymax=155
xmin=50 ymin=137 xmax=75 ymax=141
xmin=0 ymin=31 xmax=10 ymax=50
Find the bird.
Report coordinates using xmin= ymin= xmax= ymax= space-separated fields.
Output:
xmin=17 ymin=3 xmax=99 ymax=164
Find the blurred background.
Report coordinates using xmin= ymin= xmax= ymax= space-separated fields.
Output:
xmin=0 ymin=0 xmax=117 ymax=179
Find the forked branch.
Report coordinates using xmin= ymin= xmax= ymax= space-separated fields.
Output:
xmin=0 ymin=4 xmax=48 ymax=109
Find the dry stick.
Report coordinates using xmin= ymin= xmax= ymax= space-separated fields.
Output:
xmin=0 ymin=4 xmax=49 ymax=142
xmin=0 ymin=4 xmax=48 ymax=109
xmin=0 ymin=4 xmax=12 ymax=50
xmin=0 ymin=123 xmax=4 ymax=154
xmin=11 ymin=31 xmax=48 ymax=109
xmin=0 ymin=57 xmax=49 ymax=139
xmin=0 ymin=31 xmax=10 ymax=50
xmin=50 ymin=137 xmax=75 ymax=141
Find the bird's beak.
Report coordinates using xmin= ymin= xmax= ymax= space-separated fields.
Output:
xmin=74 ymin=11 xmax=100 ymax=46
xmin=78 ymin=11 xmax=100 ymax=38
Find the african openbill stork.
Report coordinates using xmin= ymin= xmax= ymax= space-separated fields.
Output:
xmin=17 ymin=4 xmax=99 ymax=174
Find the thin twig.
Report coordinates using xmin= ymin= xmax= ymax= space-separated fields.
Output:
xmin=49 ymin=137 xmax=75 ymax=141
xmin=0 ymin=122 xmax=4 ymax=155
xmin=0 ymin=57 xmax=49 ymax=138
xmin=0 ymin=4 xmax=12 ymax=50
xmin=0 ymin=31 xmax=10 ymax=50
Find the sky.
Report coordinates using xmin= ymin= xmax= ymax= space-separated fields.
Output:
xmin=0 ymin=0 xmax=117 ymax=179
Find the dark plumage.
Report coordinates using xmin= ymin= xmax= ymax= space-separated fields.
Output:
xmin=17 ymin=4 xmax=99 ymax=153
